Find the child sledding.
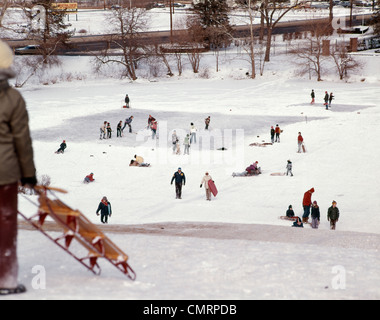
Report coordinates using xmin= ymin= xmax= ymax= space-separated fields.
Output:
xmin=232 ymin=161 xmax=261 ymax=177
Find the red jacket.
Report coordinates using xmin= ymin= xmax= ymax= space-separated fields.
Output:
xmin=298 ymin=135 xmax=303 ymax=143
xmin=303 ymin=188 xmax=314 ymax=206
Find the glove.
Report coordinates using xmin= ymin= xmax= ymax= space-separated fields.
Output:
xmin=21 ymin=176 xmax=37 ymax=187
xmin=200 ymin=184 xmax=202 ymax=188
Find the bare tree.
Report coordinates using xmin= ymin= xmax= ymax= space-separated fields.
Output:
xmin=290 ymin=24 xmax=331 ymax=81
xmin=237 ymin=0 xmax=259 ymax=78
xmin=260 ymin=0 xmax=299 ymax=62
xmin=330 ymin=42 xmax=362 ymax=80
xmin=94 ymin=7 xmax=148 ymax=80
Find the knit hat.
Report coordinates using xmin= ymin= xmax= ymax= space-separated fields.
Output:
xmin=0 ymin=40 xmax=14 ymax=69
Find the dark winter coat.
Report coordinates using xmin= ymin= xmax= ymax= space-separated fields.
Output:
xmin=171 ymin=171 xmax=186 ymax=185
xmin=96 ymin=200 xmax=112 ymax=216
xmin=311 ymin=205 xmax=320 ymax=220
xmin=327 ymin=206 xmax=340 ymax=221
xmin=286 ymin=209 xmax=294 ymax=218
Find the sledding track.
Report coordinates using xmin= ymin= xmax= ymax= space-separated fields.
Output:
xmin=18 ymin=220 xmax=380 ymax=251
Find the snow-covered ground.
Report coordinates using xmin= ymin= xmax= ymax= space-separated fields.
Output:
xmin=1 ymin=7 xmax=380 ymax=301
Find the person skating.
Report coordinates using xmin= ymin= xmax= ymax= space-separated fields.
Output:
xmin=122 ymin=116 xmax=134 ymax=133
xmin=327 ymin=200 xmax=340 ymax=230
xmin=96 ymin=196 xmax=112 ymax=224
xmin=200 ymin=172 xmax=212 ymax=201
xmin=286 ymin=160 xmax=293 ymax=176
xmin=302 ymin=187 xmax=315 ymax=223
xmin=0 ymin=40 xmax=37 ymax=295
xmin=84 ymin=173 xmax=95 ymax=183
xmin=171 ymin=168 xmax=186 ymax=199
xmin=311 ymin=201 xmax=320 ymax=229
xmin=310 ymin=89 xmax=315 ymax=104
xmin=55 ymin=140 xmax=67 ymax=154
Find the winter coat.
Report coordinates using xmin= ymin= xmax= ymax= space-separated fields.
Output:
xmin=286 ymin=208 xmax=294 ymax=217
xmin=201 ymin=174 xmax=212 ymax=189
xmin=298 ymin=135 xmax=303 ymax=143
xmin=327 ymin=206 xmax=340 ymax=221
xmin=96 ymin=200 xmax=112 ymax=216
xmin=135 ymin=156 xmax=144 ymax=164
xmin=0 ymin=79 xmax=36 ymax=186
xmin=171 ymin=171 xmax=186 ymax=185
xmin=302 ymin=188 xmax=315 ymax=206
xmin=84 ymin=174 xmax=95 ymax=182
xmin=311 ymin=205 xmax=320 ymax=220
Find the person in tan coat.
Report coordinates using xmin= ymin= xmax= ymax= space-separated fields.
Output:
xmin=0 ymin=40 xmax=36 ymax=295
xmin=200 ymin=172 xmax=212 ymax=201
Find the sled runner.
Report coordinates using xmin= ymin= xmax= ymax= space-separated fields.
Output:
xmin=18 ymin=186 xmax=136 ymax=280
xmin=208 ymin=180 xmax=218 ymax=197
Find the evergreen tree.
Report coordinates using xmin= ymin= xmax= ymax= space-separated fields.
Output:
xmin=192 ymin=0 xmax=232 ymax=48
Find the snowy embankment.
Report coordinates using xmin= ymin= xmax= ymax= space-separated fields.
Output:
xmin=7 ymin=48 xmax=380 ymax=300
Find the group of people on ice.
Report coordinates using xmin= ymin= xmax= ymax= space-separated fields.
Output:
xmin=311 ymin=89 xmax=334 ymax=109
xmin=287 ymin=188 xmax=340 ymax=230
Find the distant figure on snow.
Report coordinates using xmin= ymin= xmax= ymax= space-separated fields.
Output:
xmin=311 ymin=201 xmax=320 ymax=229
xmin=324 ymin=91 xmax=329 ymax=109
xmin=327 ymin=200 xmax=340 ymax=230
xmin=286 ymin=160 xmax=293 ymax=176
xmin=297 ymin=132 xmax=304 ymax=153
xmin=122 ymin=116 xmax=134 ymax=133
xmin=171 ymin=168 xmax=186 ymax=199
xmin=311 ymin=89 xmax=315 ymax=104
xmin=117 ymin=121 xmax=123 ymax=137
xmin=84 ymin=173 xmax=95 ymax=183
xmin=96 ymin=196 xmax=112 ymax=224
xmin=270 ymin=126 xmax=275 ymax=143
xmin=124 ymin=94 xmax=130 ymax=108
xmin=329 ymin=92 xmax=334 ymax=108
xmin=183 ymin=134 xmax=190 ymax=155
xmin=190 ymin=123 xmax=197 ymax=144
xmin=246 ymin=161 xmax=261 ymax=175
xmin=200 ymin=172 xmax=212 ymax=201
xmin=275 ymin=124 xmax=281 ymax=142
xmin=205 ymin=116 xmax=210 ymax=130
xmin=55 ymin=140 xmax=67 ymax=154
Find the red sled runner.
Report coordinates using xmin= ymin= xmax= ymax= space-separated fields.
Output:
xmin=18 ymin=186 xmax=136 ymax=280
xmin=208 ymin=180 xmax=218 ymax=197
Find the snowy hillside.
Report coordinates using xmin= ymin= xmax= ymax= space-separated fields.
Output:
xmin=2 ymin=7 xmax=380 ymax=301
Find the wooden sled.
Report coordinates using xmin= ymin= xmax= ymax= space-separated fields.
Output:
xmin=270 ymin=172 xmax=285 ymax=176
xmin=249 ymin=142 xmax=273 ymax=147
xmin=18 ymin=186 xmax=136 ymax=280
